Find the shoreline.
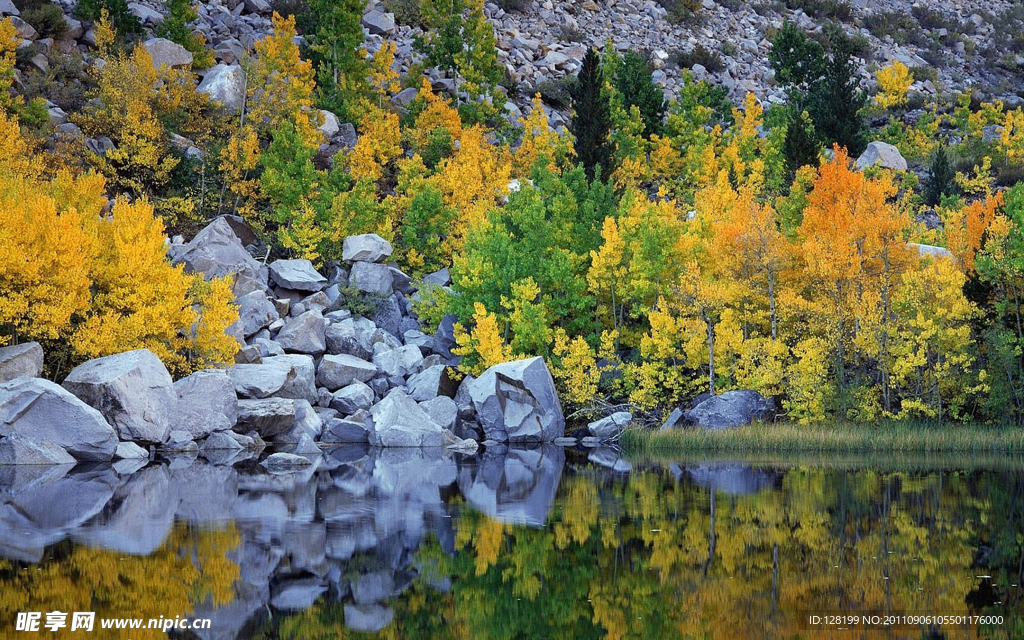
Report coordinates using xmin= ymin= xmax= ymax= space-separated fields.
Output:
xmin=619 ymin=421 xmax=1024 ymax=456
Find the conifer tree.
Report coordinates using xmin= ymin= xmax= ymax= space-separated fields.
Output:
xmin=808 ymin=25 xmax=866 ymax=156
xmin=925 ymin=145 xmax=955 ymax=206
xmin=570 ymin=48 xmax=612 ymax=182
xmin=613 ymin=50 xmax=666 ymax=138
xmin=782 ymin=108 xmax=820 ymax=183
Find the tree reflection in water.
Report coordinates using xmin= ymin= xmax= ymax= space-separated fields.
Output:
xmin=0 ymin=449 xmax=1021 ymax=639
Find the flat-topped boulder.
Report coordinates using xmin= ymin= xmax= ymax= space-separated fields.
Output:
xmin=268 ymin=259 xmax=327 ymax=292
xmin=62 ymin=349 xmax=176 ymax=444
xmin=0 ymin=342 xmax=43 ymax=383
xmin=342 ymin=234 xmax=393 ymax=263
xmin=0 ymin=377 xmax=118 ymax=461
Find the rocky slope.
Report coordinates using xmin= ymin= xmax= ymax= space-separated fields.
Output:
xmin=4 ymin=0 xmax=1023 ymax=133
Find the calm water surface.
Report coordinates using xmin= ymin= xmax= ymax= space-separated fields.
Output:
xmin=1 ymin=446 xmax=1022 ymax=639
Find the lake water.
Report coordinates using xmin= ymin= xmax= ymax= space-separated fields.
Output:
xmin=1 ymin=446 xmax=1022 ymax=639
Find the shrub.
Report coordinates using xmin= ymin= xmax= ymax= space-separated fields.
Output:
xmin=657 ymin=0 xmax=701 ymax=24
xmin=74 ymin=0 xmax=142 ymax=36
xmin=532 ymin=77 xmax=576 ymax=109
xmin=17 ymin=0 xmax=68 ymax=39
xmin=669 ymin=44 xmax=724 ymax=74
xmin=495 ymin=0 xmax=528 ymax=12
xmin=784 ymin=0 xmax=851 ymax=22
xmin=384 ymin=0 xmax=424 ymax=27
xmin=863 ymin=11 xmax=924 ymax=46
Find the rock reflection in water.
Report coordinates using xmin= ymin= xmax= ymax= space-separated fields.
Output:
xmin=0 ymin=452 xmax=1022 ymax=639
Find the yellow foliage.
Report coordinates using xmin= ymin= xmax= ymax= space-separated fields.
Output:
xmin=875 ymin=61 xmax=913 ymax=109
xmin=0 ymin=112 xmax=237 ymax=374
xmin=453 ymin=302 xmax=511 ymax=376
xmin=1001 ymin=108 xmax=1024 ymax=163
xmin=551 ymin=329 xmax=600 ymax=406
xmin=248 ymin=12 xmax=319 ymax=146
xmin=348 ymin=106 xmax=402 ymax=183
xmin=368 ymin=41 xmax=401 ymax=106
xmin=942 ymin=191 xmax=1004 ymax=272
xmin=513 ymin=94 xmax=571 ymax=176
xmin=0 ymin=17 xmax=20 ymax=115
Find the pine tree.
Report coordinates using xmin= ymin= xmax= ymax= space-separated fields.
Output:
xmin=807 ymin=25 xmax=867 ymax=156
xmin=783 ymin=108 xmax=820 ymax=183
xmin=613 ymin=50 xmax=666 ymax=138
xmin=570 ymin=48 xmax=612 ymax=182
xmin=925 ymin=145 xmax=955 ymax=206
xmin=308 ymin=0 xmax=369 ymax=121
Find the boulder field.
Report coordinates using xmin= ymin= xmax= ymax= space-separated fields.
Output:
xmin=0 ymin=221 xmax=567 ymax=463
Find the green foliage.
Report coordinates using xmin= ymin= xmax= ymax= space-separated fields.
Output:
xmin=155 ymin=0 xmax=213 ymax=68
xmin=570 ymin=48 xmax=612 ymax=182
xmin=399 ymin=186 xmax=457 ymax=276
xmin=447 ymin=165 xmax=614 ymax=343
xmin=770 ymin=22 xmax=866 ymax=155
xmin=74 ymin=0 xmax=141 ymax=35
xmin=925 ymin=146 xmax=956 ymax=206
xmin=613 ymin=50 xmax=666 ymax=139
xmin=384 ymin=0 xmax=423 ymax=27
xmin=781 ymin=108 xmax=820 ymax=184
xmin=307 ymin=0 xmax=369 ymax=121
xmin=17 ymin=0 xmax=68 ymax=39
xmin=417 ymin=0 xmax=502 ymax=120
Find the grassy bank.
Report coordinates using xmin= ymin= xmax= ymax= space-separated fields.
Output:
xmin=619 ymin=421 xmax=1024 ymax=456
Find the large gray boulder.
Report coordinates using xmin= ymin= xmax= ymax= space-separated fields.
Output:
xmin=325 ymin=317 xmax=376 ymax=359
xmin=587 ymin=412 xmax=632 ymax=440
xmin=317 ymin=354 xmax=378 ymax=390
xmin=329 ymin=381 xmax=375 ymax=414
xmin=173 ymin=369 xmax=238 ymax=438
xmin=322 ymin=417 xmax=370 ymax=443
xmin=908 ymin=242 xmax=954 ymax=260
xmin=170 ymin=217 xmax=267 ymax=296
xmin=0 ymin=377 xmax=118 ymax=461
xmin=229 ymin=355 xmax=316 ymax=402
xmin=368 ymin=389 xmax=446 ymax=447
xmin=62 ymin=349 xmax=176 ymax=444
xmin=684 ymin=390 xmax=775 ymax=429
xmin=196 ymin=64 xmax=246 ymax=112
xmin=467 ymin=357 xmax=564 ymax=442
xmin=361 ymin=9 xmax=395 ymax=35
xmin=0 ymin=342 xmax=43 ymax=382
xmin=406 ymin=364 xmax=456 ymax=402
xmin=233 ymin=291 xmax=279 ymax=338
xmin=269 ymin=259 xmax=327 ymax=292
xmin=142 ymin=38 xmax=193 ymax=70
xmin=342 ymin=234 xmax=393 ymax=263
xmin=0 ymin=434 xmax=76 ymax=465
xmin=372 ymin=344 xmax=423 ymax=378
xmin=236 ymin=398 xmax=296 ymax=437
xmin=275 ymin=310 xmax=327 ymax=354
xmin=856 ymin=141 xmax=908 ymax=171
xmin=349 ymin=261 xmax=393 ymax=295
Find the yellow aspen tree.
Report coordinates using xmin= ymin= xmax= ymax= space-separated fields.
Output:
xmin=874 ymin=61 xmax=913 ymax=109
xmin=367 ymin=41 xmax=401 ymax=107
xmin=453 ymin=302 xmax=511 ymax=375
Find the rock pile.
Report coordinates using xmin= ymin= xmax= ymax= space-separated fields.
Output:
xmin=0 ymin=220 xmax=566 ymax=464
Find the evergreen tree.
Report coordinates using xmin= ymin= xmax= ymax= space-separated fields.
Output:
xmin=770 ymin=22 xmax=866 ymax=156
xmin=570 ymin=48 xmax=613 ymax=182
xmin=782 ymin=108 xmax=820 ymax=183
xmin=808 ymin=25 xmax=866 ymax=156
xmin=308 ymin=0 xmax=369 ymax=121
xmin=925 ymin=145 xmax=956 ymax=206
xmin=613 ymin=50 xmax=666 ymax=138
